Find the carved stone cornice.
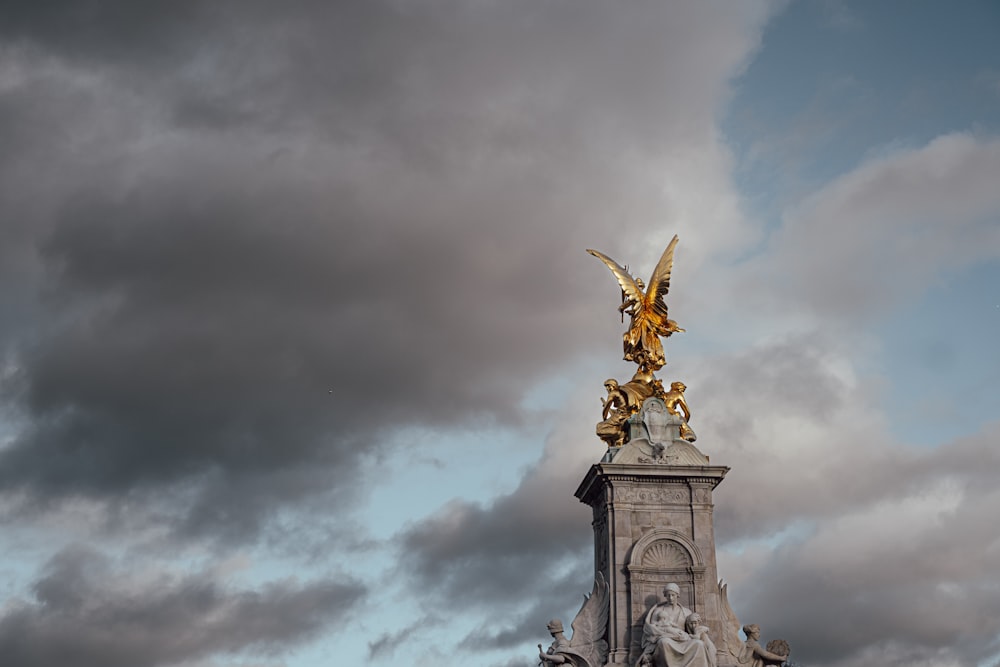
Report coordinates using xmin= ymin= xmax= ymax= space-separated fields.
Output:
xmin=575 ymin=462 xmax=729 ymax=507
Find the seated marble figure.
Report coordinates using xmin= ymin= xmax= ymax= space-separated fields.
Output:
xmin=736 ymin=624 xmax=787 ymax=667
xmin=638 ymin=583 xmax=717 ymax=667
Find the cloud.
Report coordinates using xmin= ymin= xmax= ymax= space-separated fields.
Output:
xmin=753 ymin=133 xmax=1000 ymax=319
xmin=689 ymin=331 xmax=897 ymax=539
xmin=729 ymin=447 xmax=1000 ymax=666
xmin=488 ymin=659 xmax=537 ymax=667
xmin=392 ymin=321 xmax=1000 ymax=666
xmin=397 ymin=430 xmax=594 ymax=606
xmin=690 ymin=334 xmax=1000 ymax=666
xmin=0 ymin=545 xmax=367 ymax=667
xmin=390 ymin=385 xmax=622 ymax=660
xmin=0 ymin=0 xmax=772 ymax=545
xmin=366 ymin=614 xmax=448 ymax=662
xmin=457 ymin=574 xmax=595 ymax=651
xmin=0 ymin=0 xmax=209 ymax=66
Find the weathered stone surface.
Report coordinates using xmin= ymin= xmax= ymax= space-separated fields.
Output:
xmin=637 ymin=583 xmax=717 ymax=667
xmin=575 ymin=463 xmax=728 ymax=666
xmin=608 ymin=399 xmax=709 ymax=466
xmin=537 ymin=574 xmax=611 ymax=667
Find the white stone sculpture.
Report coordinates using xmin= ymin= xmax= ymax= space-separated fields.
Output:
xmin=641 ymin=399 xmax=672 ymax=448
xmin=637 ymin=583 xmax=717 ymax=667
xmin=537 ymin=573 xmax=610 ymax=667
xmin=736 ymin=625 xmax=789 ymax=667
xmin=610 ymin=398 xmax=710 ymax=465
xmin=717 ymin=581 xmax=790 ymax=667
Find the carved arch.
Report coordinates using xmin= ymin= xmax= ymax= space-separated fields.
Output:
xmin=627 ymin=528 xmax=704 ymax=569
xmin=639 ymin=539 xmax=691 ymax=568
xmin=625 ymin=529 xmax=708 ymax=664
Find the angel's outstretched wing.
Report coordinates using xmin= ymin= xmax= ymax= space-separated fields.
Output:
xmin=586 ymin=249 xmax=645 ymax=304
xmin=642 ymin=235 xmax=679 ymax=315
xmin=563 ymin=572 xmax=610 ymax=667
xmin=717 ymin=579 xmax=744 ymax=660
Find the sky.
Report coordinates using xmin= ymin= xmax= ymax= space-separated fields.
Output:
xmin=0 ymin=1 xmax=998 ymax=666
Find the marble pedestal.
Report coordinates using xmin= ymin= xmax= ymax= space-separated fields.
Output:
xmin=575 ymin=462 xmax=729 ymax=666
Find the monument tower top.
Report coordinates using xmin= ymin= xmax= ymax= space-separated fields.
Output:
xmin=588 ymin=236 xmax=705 ymax=465
xmin=536 ymin=235 xmax=791 ymax=667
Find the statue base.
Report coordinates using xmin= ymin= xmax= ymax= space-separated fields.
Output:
xmin=575 ymin=462 xmax=732 ymax=666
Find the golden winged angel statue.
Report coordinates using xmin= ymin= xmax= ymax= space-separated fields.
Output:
xmin=587 ymin=235 xmax=685 ymax=373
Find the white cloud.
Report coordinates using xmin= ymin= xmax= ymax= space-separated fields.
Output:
xmin=757 ymin=133 xmax=1000 ymax=318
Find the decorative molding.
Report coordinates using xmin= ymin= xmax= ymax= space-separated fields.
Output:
xmin=639 ymin=540 xmax=691 ymax=569
xmin=627 ymin=528 xmax=705 ymax=569
xmin=613 ymin=486 xmax=689 ymax=504
xmin=692 ymin=487 xmax=712 ymax=504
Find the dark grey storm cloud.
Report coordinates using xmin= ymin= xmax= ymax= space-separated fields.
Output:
xmin=457 ymin=569 xmax=597 ymax=651
xmin=0 ymin=0 xmax=763 ymax=539
xmin=396 ymin=330 xmax=1000 ymax=665
xmin=367 ymin=614 xmax=446 ymax=662
xmin=0 ymin=0 xmax=208 ymax=65
xmin=0 ymin=2 xmax=784 ymax=665
xmin=399 ymin=450 xmax=593 ymax=606
xmin=0 ymin=545 xmax=366 ymax=667
xmin=696 ymin=344 xmax=1000 ymax=667
xmin=391 ymin=421 xmax=613 ymax=655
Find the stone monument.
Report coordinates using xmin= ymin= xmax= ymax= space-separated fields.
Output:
xmin=537 ymin=237 xmax=790 ymax=667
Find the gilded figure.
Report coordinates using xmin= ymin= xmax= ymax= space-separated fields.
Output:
xmin=662 ymin=381 xmax=696 ymax=442
xmin=596 ymin=379 xmax=630 ymax=448
xmin=588 ymin=236 xmax=696 ymax=451
xmin=587 ymin=236 xmax=684 ymax=372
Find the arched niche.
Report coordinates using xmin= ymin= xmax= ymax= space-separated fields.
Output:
xmin=626 ymin=528 xmax=708 ymax=659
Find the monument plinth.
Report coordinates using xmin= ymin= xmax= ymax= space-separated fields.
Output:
xmin=575 ymin=462 xmax=730 ymax=666
xmin=537 ymin=236 xmax=790 ymax=667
